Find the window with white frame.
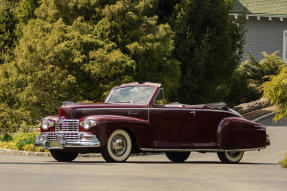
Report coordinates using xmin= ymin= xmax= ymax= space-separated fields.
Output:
xmin=283 ymin=31 xmax=287 ymax=61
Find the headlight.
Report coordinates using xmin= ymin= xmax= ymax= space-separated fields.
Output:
xmin=41 ymin=119 xmax=55 ymax=130
xmin=80 ymin=119 xmax=97 ymax=130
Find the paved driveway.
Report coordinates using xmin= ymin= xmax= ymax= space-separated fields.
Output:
xmin=0 ymin=115 xmax=286 ymax=191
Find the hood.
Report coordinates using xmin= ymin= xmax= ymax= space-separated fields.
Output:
xmin=59 ymin=102 xmax=146 ymax=119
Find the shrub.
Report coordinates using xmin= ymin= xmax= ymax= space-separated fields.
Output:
xmin=22 ymin=144 xmax=46 ymax=152
xmin=263 ymin=67 xmax=287 ymax=121
xmin=239 ymin=52 xmax=285 ymax=88
xmin=226 ymin=51 xmax=286 ymax=106
xmin=0 ymin=133 xmax=12 ymax=142
xmin=280 ymin=154 xmax=287 ymax=168
xmin=13 ymin=132 xmax=39 ymax=150
xmin=0 ymin=132 xmax=47 ymax=152
xmin=0 ymin=141 xmax=18 ymax=150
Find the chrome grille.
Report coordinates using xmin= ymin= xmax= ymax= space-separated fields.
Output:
xmin=43 ymin=132 xmax=78 ymax=142
xmin=47 ymin=133 xmax=56 ymax=141
xmin=55 ymin=119 xmax=79 ymax=132
xmin=63 ymin=133 xmax=78 ymax=141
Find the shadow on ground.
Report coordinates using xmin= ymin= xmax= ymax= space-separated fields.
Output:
xmin=0 ymin=161 xmax=279 ymax=166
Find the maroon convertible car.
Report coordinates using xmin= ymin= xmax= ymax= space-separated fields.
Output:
xmin=35 ymin=82 xmax=270 ymax=163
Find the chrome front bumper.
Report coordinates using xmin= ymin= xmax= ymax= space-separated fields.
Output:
xmin=34 ymin=132 xmax=101 ymax=149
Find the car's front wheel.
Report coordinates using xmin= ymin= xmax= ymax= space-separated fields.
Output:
xmin=165 ymin=151 xmax=190 ymax=163
xmin=50 ymin=150 xmax=78 ymax=162
xmin=101 ymin=129 xmax=132 ymax=163
xmin=217 ymin=151 xmax=244 ymax=164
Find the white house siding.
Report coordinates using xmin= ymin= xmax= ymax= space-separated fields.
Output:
xmin=242 ymin=17 xmax=287 ymax=62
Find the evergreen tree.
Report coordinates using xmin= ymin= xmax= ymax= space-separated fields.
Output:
xmin=172 ymin=0 xmax=244 ymax=104
xmin=0 ymin=0 xmax=17 ymax=64
xmin=0 ymin=0 xmax=40 ymax=65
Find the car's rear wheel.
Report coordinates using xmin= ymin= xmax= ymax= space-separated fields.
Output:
xmin=165 ymin=151 xmax=190 ymax=163
xmin=50 ymin=150 xmax=78 ymax=162
xmin=217 ymin=151 xmax=244 ymax=164
xmin=101 ymin=129 xmax=132 ymax=163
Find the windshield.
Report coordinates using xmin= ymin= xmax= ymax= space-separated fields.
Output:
xmin=105 ymin=86 xmax=155 ymax=104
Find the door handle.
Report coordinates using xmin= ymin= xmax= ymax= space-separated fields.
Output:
xmin=128 ymin=111 xmax=139 ymax=115
xmin=189 ymin=111 xmax=196 ymax=117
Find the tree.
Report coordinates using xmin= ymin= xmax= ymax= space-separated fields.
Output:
xmin=0 ymin=0 xmax=180 ymax=131
xmin=263 ymin=67 xmax=287 ymax=121
xmin=0 ymin=0 xmax=17 ymax=64
xmin=0 ymin=0 xmax=41 ymax=65
xmin=171 ymin=0 xmax=245 ymax=104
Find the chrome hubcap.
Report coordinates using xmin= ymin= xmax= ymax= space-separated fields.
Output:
xmin=110 ymin=134 xmax=127 ymax=156
xmin=227 ymin=151 xmax=241 ymax=158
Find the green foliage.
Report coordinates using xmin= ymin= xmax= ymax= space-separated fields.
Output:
xmin=224 ymin=52 xmax=286 ymax=105
xmin=0 ymin=0 xmax=180 ymax=132
xmin=0 ymin=133 xmax=12 ymax=142
xmin=171 ymin=0 xmax=245 ymax=104
xmin=239 ymin=51 xmax=285 ymax=88
xmin=13 ymin=132 xmax=35 ymax=150
xmin=0 ymin=0 xmax=18 ymax=64
xmin=263 ymin=67 xmax=287 ymax=121
xmin=0 ymin=132 xmax=46 ymax=152
xmin=0 ymin=0 xmax=40 ymax=65
xmin=280 ymin=154 xmax=287 ymax=168
xmin=223 ymin=68 xmax=259 ymax=105
xmin=229 ymin=51 xmax=286 ymax=117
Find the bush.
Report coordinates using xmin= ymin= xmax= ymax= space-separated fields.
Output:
xmin=239 ymin=52 xmax=285 ymax=88
xmin=280 ymin=154 xmax=287 ymax=168
xmin=0 ymin=133 xmax=12 ymax=142
xmin=226 ymin=51 xmax=286 ymax=106
xmin=0 ymin=132 xmax=47 ymax=152
xmin=263 ymin=66 xmax=287 ymax=121
xmin=0 ymin=141 xmax=18 ymax=150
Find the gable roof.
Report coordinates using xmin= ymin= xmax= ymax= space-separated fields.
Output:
xmin=232 ymin=0 xmax=287 ymax=17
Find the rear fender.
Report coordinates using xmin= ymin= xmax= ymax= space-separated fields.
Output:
xmin=217 ymin=117 xmax=267 ymax=150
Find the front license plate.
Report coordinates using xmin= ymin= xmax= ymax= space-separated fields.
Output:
xmin=49 ymin=141 xmax=60 ymax=148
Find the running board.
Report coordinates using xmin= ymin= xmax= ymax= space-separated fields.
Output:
xmin=140 ymin=147 xmax=265 ymax=152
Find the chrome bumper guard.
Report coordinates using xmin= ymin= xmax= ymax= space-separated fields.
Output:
xmin=34 ymin=133 xmax=101 ymax=149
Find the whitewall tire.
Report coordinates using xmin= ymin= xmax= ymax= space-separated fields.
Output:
xmin=217 ymin=151 xmax=244 ymax=164
xmin=101 ymin=129 xmax=132 ymax=163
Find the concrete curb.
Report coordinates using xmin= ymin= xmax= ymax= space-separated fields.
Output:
xmin=0 ymin=148 xmax=101 ymax=158
xmin=253 ymin=112 xmax=275 ymax=122
xmin=0 ymin=148 xmax=51 ymax=157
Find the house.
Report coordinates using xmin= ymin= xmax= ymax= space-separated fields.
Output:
xmin=231 ymin=0 xmax=287 ymax=61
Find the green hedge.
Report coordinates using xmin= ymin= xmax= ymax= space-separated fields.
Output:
xmin=0 ymin=132 xmax=47 ymax=152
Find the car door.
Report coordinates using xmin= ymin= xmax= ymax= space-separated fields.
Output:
xmin=149 ymin=106 xmax=196 ymax=149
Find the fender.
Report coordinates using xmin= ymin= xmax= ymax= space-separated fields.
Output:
xmin=81 ymin=115 xmax=151 ymax=148
xmin=217 ymin=117 xmax=267 ymax=150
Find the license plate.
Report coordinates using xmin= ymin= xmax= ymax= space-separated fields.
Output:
xmin=49 ymin=141 xmax=60 ymax=148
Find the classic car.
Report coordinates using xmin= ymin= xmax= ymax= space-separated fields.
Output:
xmin=35 ymin=82 xmax=270 ymax=163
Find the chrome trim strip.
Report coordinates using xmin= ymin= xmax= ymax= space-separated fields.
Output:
xmin=140 ymin=147 xmax=265 ymax=152
xmin=75 ymin=107 xmax=234 ymax=114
